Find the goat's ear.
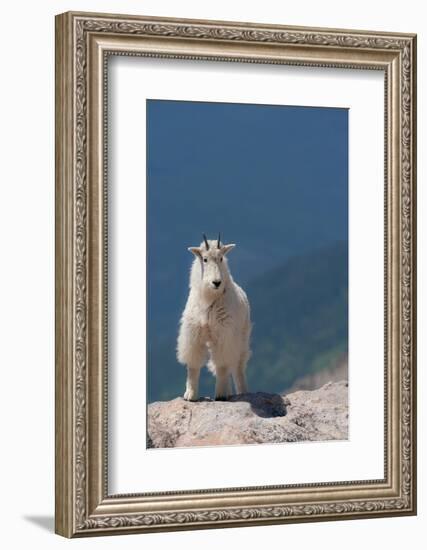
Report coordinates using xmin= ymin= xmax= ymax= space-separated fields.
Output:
xmin=222 ymin=244 xmax=236 ymax=256
xmin=188 ymin=246 xmax=202 ymax=258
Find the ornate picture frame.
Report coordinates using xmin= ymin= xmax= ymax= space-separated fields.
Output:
xmin=55 ymin=11 xmax=417 ymax=537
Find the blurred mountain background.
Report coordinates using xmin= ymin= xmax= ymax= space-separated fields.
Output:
xmin=146 ymin=99 xmax=348 ymax=402
xmin=148 ymin=240 xmax=348 ymax=402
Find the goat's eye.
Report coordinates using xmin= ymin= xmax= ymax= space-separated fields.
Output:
xmin=203 ymin=258 xmax=207 ymax=263
xmin=220 ymin=257 xmax=223 ymax=262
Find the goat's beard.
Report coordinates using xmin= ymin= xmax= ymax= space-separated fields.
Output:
xmin=200 ymin=281 xmax=225 ymax=303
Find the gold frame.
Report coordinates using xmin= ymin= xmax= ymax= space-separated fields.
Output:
xmin=55 ymin=11 xmax=417 ymax=538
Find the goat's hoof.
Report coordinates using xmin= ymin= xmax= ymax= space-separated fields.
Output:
xmin=215 ymin=395 xmax=228 ymax=401
xmin=183 ymin=390 xmax=198 ymax=402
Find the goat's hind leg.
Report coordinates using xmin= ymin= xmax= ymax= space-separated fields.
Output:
xmin=208 ymin=348 xmax=232 ymax=400
xmin=214 ymin=366 xmax=232 ymax=401
xmin=232 ymin=354 xmax=249 ymax=395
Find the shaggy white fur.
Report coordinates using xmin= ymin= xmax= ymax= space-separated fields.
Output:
xmin=177 ymin=236 xmax=252 ymax=401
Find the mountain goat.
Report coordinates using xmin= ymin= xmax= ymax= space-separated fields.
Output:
xmin=177 ymin=234 xmax=252 ymax=401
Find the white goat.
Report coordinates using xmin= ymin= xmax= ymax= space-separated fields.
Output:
xmin=177 ymin=234 xmax=252 ymax=401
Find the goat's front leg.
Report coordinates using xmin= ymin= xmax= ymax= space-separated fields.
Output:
xmin=184 ymin=365 xmax=201 ymax=402
xmin=215 ymin=366 xmax=231 ymax=401
xmin=177 ymin=320 xmax=205 ymax=402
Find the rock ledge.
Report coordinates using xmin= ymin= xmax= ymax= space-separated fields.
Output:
xmin=147 ymin=380 xmax=348 ymax=448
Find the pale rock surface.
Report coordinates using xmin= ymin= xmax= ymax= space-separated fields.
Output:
xmin=147 ymin=381 xmax=348 ymax=448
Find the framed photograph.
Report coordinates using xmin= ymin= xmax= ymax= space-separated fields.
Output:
xmin=55 ymin=11 xmax=417 ymax=537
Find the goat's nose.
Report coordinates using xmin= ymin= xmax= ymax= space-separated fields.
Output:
xmin=212 ymin=280 xmax=221 ymax=288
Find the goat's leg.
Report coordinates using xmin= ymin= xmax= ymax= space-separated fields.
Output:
xmin=184 ymin=365 xmax=201 ymax=402
xmin=232 ymin=369 xmax=248 ymax=395
xmin=227 ymin=375 xmax=233 ymax=396
xmin=177 ymin=321 xmax=206 ymax=401
xmin=215 ymin=366 xmax=231 ymax=401
xmin=232 ymin=356 xmax=249 ymax=395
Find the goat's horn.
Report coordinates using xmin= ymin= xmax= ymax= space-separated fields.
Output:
xmin=217 ymin=232 xmax=221 ymax=249
xmin=202 ymin=234 xmax=210 ymax=250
